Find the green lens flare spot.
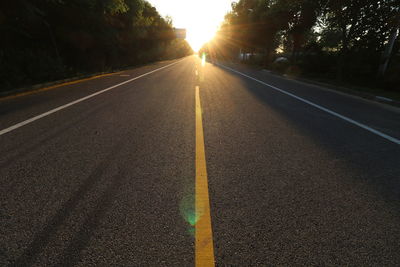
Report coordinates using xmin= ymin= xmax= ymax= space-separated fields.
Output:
xmin=180 ymin=194 xmax=201 ymax=226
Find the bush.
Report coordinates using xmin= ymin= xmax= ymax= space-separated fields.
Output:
xmin=271 ymin=58 xmax=290 ymax=73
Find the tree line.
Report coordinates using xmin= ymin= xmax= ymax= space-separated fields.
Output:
xmin=200 ymin=0 xmax=399 ymax=91
xmin=0 ymin=0 xmax=193 ymax=92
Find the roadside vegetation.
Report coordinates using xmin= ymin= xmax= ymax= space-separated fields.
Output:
xmin=0 ymin=0 xmax=193 ymax=93
xmin=200 ymin=0 xmax=400 ymax=98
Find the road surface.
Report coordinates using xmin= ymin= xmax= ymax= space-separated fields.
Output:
xmin=1 ymin=55 xmax=400 ymax=266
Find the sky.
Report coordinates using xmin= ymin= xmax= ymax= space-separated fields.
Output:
xmin=147 ymin=0 xmax=235 ymax=51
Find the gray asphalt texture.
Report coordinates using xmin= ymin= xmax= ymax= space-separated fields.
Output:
xmin=1 ymin=56 xmax=400 ymax=266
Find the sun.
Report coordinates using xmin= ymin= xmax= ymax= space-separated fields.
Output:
xmin=147 ymin=0 xmax=233 ymax=51
xmin=179 ymin=9 xmax=221 ymax=52
xmin=186 ymin=27 xmax=216 ymax=52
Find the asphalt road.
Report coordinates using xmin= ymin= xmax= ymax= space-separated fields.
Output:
xmin=1 ymin=55 xmax=400 ymax=266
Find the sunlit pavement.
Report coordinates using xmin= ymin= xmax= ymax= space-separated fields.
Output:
xmin=1 ymin=55 xmax=400 ymax=266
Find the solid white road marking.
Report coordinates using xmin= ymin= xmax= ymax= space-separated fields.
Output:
xmin=0 ymin=60 xmax=183 ymax=137
xmin=218 ymin=64 xmax=400 ymax=145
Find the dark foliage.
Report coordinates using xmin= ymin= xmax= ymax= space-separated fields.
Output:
xmin=0 ymin=0 xmax=193 ymax=92
xmin=200 ymin=0 xmax=400 ymax=91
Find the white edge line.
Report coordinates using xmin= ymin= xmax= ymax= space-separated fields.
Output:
xmin=217 ymin=63 xmax=400 ymax=146
xmin=0 ymin=59 xmax=183 ymax=136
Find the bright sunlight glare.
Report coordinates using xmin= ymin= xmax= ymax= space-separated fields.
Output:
xmin=147 ymin=0 xmax=234 ymax=51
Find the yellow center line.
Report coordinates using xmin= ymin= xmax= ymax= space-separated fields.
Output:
xmin=195 ymin=85 xmax=215 ymax=267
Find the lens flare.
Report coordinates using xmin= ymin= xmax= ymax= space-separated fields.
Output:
xmin=180 ymin=195 xmax=198 ymax=223
xmin=201 ymin=53 xmax=206 ymax=66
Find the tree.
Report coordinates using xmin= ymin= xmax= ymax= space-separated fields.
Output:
xmin=0 ymin=0 xmax=192 ymax=92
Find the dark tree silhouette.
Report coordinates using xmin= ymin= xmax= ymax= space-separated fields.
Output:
xmin=0 ymin=0 xmax=193 ymax=92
